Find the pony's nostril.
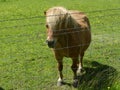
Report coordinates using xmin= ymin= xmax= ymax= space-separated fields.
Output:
xmin=46 ymin=40 xmax=55 ymax=48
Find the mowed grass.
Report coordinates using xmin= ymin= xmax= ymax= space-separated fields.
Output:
xmin=0 ymin=0 xmax=120 ymax=90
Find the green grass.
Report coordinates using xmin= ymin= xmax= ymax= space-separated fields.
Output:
xmin=0 ymin=0 xmax=120 ymax=90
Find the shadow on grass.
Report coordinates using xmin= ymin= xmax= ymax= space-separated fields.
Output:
xmin=0 ymin=87 xmax=4 ymax=90
xmin=77 ymin=61 xmax=117 ymax=90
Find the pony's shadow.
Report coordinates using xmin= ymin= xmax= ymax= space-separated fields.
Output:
xmin=63 ymin=61 xmax=117 ymax=90
xmin=0 ymin=87 xmax=4 ymax=90
xmin=77 ymin=61 xmax=117 ymax=90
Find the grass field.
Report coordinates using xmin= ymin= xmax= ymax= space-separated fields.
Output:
xmin=0 ymin=0 xmax=120 ymax=90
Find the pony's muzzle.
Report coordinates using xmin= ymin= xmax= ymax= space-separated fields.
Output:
xmin=46 ymin=40 xmax=55 ymax=48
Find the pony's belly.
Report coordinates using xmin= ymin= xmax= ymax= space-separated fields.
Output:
xmin=62 ymin=48 xmax=80 ymax=58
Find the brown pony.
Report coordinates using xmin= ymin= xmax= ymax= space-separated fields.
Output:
xmin=44 ymin=6 xmax=91 ymax=87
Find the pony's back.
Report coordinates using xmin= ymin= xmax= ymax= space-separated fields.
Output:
xmin=68 ymin=10 xmax=91 ymax=53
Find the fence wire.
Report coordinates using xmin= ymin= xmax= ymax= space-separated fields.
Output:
xmin=0 ymin=7 xmax=120 ymax=23
xmin=0 ymin=13 xmax=119 ymax=30
xmin=0 ymin=8 xmax=119 ymax=56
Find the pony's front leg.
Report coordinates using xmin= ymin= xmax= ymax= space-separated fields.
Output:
xmin=57 ymin=60 xmax=64 ymax=86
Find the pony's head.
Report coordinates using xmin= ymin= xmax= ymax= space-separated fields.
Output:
xmin=44 ymin=7 xmax=69 ymax=48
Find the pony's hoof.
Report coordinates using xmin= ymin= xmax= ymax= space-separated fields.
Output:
xmin=80 ymin=68 xmax=86 ymax=75
xmin=77 ymin=68 xmax=86 ymax=76
xmin=57 ymin=81 xmax=63 ymax=86
xmin=72 ymin=80 xmax=78 ymax=88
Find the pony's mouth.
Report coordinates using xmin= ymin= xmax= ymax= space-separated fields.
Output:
xmin=46 ymin=40 xmax=55 ymax=48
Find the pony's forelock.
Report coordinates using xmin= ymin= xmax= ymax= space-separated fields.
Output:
xmin=46 ymin=7 xmax=79 ymax=31
xmin=46 ymin=7 xmax=68 ymax=30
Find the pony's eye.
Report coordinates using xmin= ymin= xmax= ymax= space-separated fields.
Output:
xmin=46 ymin=24 xmax=49 ymax=28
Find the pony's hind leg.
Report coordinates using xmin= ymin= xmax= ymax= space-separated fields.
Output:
xmin=71 ymin=58 xmax=79 ymax=87
xmin=77 ymin=52 xmax=86 ymax=76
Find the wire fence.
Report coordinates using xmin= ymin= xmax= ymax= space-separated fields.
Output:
xmin=0 ymin=8 xmax=120 ymax=29
xmin=0 ymin=7 xmax=120 ymax=22
xmin=0 ymin=8 xmax=120 ymax=90
xmin=0 ymin=8 xmax=120 ymax=45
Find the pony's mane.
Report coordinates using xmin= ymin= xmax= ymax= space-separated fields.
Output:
xmin=46 ymin=7 xmax=79 ymax=31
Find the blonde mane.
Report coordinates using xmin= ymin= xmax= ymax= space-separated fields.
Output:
xmin=46 ymin=7 xmax=79 ymax=31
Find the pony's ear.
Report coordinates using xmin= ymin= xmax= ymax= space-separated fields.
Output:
xmin=44 ymin=11 xmax=46 ymax=15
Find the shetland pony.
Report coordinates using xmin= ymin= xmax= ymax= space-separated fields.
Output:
xmin=44 ymin=7 xmax=91 ymax=87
